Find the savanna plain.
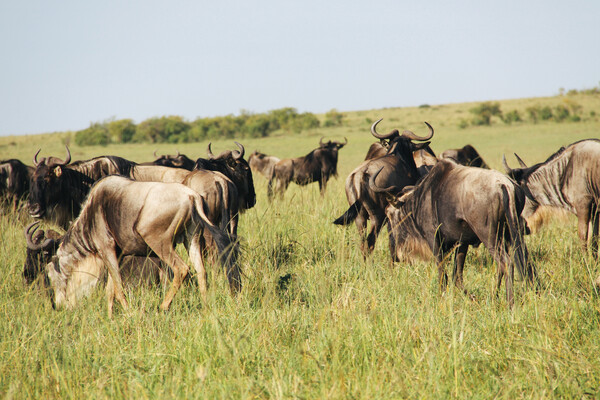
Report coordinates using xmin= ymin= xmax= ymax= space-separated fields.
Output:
xmin=1 ymin=94 xmax=600 ymax=399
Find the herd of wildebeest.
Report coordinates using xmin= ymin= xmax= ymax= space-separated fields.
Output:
xmin=1 ymin=119 xmax=599 ymax=314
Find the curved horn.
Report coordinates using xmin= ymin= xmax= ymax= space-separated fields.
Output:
xmin=400 ymin=122 xmax=434 ymax=141
xmin=502 ymin=154 xmax=512 ymax=173
xmin=514 ymin=153 xmax=528 ymax=168
xmin=54 ymin=145 xmax=71 ymax=166
xmin=319 ymin=136 xmax=325 ymax=146
xmin=153 ymin=150 xmax=158 ymax=158
xmin=371 ymin=118 xmax=400 ymax=140
xmin=24 ymin=221 xmax=54 ymax=250
xmin=342 ymin=137 xmax=348 ymax=145
xmin=233 ymin=141 xmax=245 ymax=160
xmin=176 ymin=150 xmax=181 ymax=157
xmin=207 ymin=143 xmax=215 ymax=159
xmin=33 ymin=149 xmax=42 ymax=166
xmin=368 ymin=167 xmax=401 ymax=193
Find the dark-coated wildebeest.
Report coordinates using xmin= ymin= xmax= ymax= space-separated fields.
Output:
xmin=267 ymin=137 xmax=347 ymax=199
xmin=28 ymin=146 xmax=137 ymax=229
xmin=372 ymin=159 xmax=536 ymax=307
xmin=0 ymin=159 xmax=34 ymax=212
xmin=196 ymin=141 xmax=256 ymax=213
xmin=146 ymin=150 xmax=195 ymax=170
xmin=44 ymin=176 xmax=240 ymax=316
xmin=364 ymin=135 xmax=438 ymax=176
xmin=503 ymin=139 xmax=600 ymax=258
xmin=333 ymin=119 xmax=434 ymax=259
xmin=23 ymin=221 xmax=169 ymax=288
xmin=441 ymin=144 xmax=489 ymax=168
xmin=248 ymin=151 xmax=281 ymax=179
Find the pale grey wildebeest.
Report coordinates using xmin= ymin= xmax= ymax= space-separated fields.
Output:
xmin=372 ymin=160 xmax=537 ymax=307
xmin=503 ymin=139 xmax=600 ymax=258
xmin=45 ymin=175 xmax=240 ymax=316
xmin=248 ymin=151 xmax=281 ymax=179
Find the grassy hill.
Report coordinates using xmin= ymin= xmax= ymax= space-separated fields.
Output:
xmin=1 ymin=92 xmax=600 ymax=398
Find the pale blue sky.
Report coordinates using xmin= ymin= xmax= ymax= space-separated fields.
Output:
xmin=1 ymin=0 xmax=598 ymax=136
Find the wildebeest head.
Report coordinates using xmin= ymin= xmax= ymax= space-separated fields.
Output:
xmin=502 ymin=153 xmax=544 ymax=218
xmin=28 ymin=146 xmax=74 ymax=219
xmin=199 ymin=142 xmax=256 ymax=210
xmin=441 ymin=145 xmax=489 ymax=168
xmin=371 ymin=118 xmax=434 ymax=171
xmin=319 ymin=136 xmax=347 ymax=151
xmin=151 ymin=150 xmax=195 ymax=170
xmin=23 ymin=221 xmax=62 ymax=284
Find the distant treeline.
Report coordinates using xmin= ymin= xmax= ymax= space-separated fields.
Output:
xmin=75 ymin=108 xmax=345 ymax=146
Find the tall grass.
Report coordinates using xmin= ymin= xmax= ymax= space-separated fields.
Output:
xmin=1 ymin=94 xmax=599 ymax=398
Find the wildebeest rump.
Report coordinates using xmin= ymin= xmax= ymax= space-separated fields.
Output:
xmin=45 ymin=176 xmax=240 ymax=315
xmin=373 ymin=160 xmax=536 ymax=306
xmin=441 ymin=144 xmax=489 ymax=168
xmin=0 ymin=159 xmax=34 ymax=212
xmin=503 ymin=139 xmax=600 ymax=258
xmin=333 ymin=119 xmax=434 ymax=259
xmin=248 ymin=151 xmax=281 ymax=179
xmin=28 ymin=147 xmax=137 ymax=229
xmin=267 ymin=137 xmax=347 ymax=199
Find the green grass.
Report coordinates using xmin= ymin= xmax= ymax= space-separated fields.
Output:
xmin=1 ymin=93 xmax=600 ymax=398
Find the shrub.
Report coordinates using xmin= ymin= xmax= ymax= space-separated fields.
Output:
xmin=539 ymin=106 xmax=553 ymax=121
xmin=75 ymin=123 xmax=111 ymax=146
xmin=502 ymin=110 xmax=522 ymax=124
xmin=457 ymin=119 xmax=469 ymax=129
xmin=323 ymin=109 xmax=344 ymax=127
xmin=553 ymin=105 xmax=570 ymax=122
xmin=469 ymin=102 xmax=502 ymax=126
xmin=133 ymin=116 xmax=190 ymax=143
xmin=107 ymin=119 xmax=136 ymax=143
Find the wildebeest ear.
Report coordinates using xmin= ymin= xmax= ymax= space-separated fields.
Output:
xmin=53 ymin=166 xmax=62 ymax=177
xmin=412 ymin=141 xmax=431 ymax=151
xmin=400 ymin=185 xmax=414 ymax=196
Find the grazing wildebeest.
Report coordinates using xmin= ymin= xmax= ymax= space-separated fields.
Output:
xmin=372 ymin=160 xmax=536 ymax=306
xmin=145 ymin=150 xmax=195 ymax=170
xmin=196 ymin=142 xmax=256 ymax=213
xmin=441 ymin=144 xmax=489 ymax=168
xmin=333 ymin=119 xmax=434 ymax=259
xmin=23 ymin=221 xmax=168 ymax=288
xmin=267 ymin=137 xmax=347 ymax=199
xmin=0 ymin=159 xmax=34 ymax=212
xmin=28 ymin=147 xmax=137 ymax=229
xmin=45 ymin=176 xmax=240 ymax=315
xmin=248 ymin=151 xmax=281 ymax=179
xmin=503 ymin=139 xmax=600 ymax=258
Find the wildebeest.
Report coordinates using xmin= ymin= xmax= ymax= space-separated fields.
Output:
xmin=45 ymin=176 xmax=240 ymax=315
xmin=333 ymin=119 xmax=434 ymax=258
xmin=23 ymin=221 xmax=168 ymax=288
xmin=248 ymin=151 xmax=281 ymax=179
xmin=372 ymin=159 xmax=536 ymax=306
xmin=267 ymin=137 xmax=347 ymax=199
xmin=0 ymin=159 xmax=34 ymax=211
xmin=441 ymin=144 xmax=489 ymax=168
xmin=503 ymin=139 xmax=600 ymax=258
xmin=145 ymin=150 xmax=195 ymax=170
xmin=28 ymin=147 xmax=137 ymax=229
xmin=197 ymin=142 xmax=256 ymax=213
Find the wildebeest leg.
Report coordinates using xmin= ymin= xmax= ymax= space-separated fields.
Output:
xmin=102 ymin=247 xmax=129 ymax=314
xmin=452 ymin=243 xmax=469 ymax=292
xmin=433 ymin=240 xmax=448 ymax=292
xmin=319 ymin=177 xmax=328 ymax=197
xmin=186 ymin=234 xmax=207 ymax=302
xmin=387 ymin=223 xmax=399 ymax=263
xmin=144 ymin=239 xmax=190 ymax=311
xmin=355 ymin=207 xmax=369 ymax=258
xmin=590 ymin=203 xmax=599 ymax=260
xmin=575 ymin=202 xmax=592 ymax=254
xmin=366 ymin=212 xmax=385 ymax=255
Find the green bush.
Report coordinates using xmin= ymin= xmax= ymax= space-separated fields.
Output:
xmin=323 ymin=109 xmax=344 ymax=127
xmin=553 ymin=105 xmax=570 ymax=122
xmin=133 ymin=116 xmax=190 ymax=143
xmin=107 ymin=119 xmax=136 ymax=143
xmin=502 ymin=110 xmax=522 ymax=124
xmin=74 ymin=122 xmax=111 ymax=146
xmin=470 ymin=102 xmax=502 ymax=126
xmin=539 ymin=106 xmax=553 ymax=121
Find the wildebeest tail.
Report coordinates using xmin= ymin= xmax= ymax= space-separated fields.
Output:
xmin=502 ymin=185 xmax=536 ymax=286
xmin=192 ymin=197 xmax=242 ymax=293
xmin=333 ymin=201 xmax=361 ymax=225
